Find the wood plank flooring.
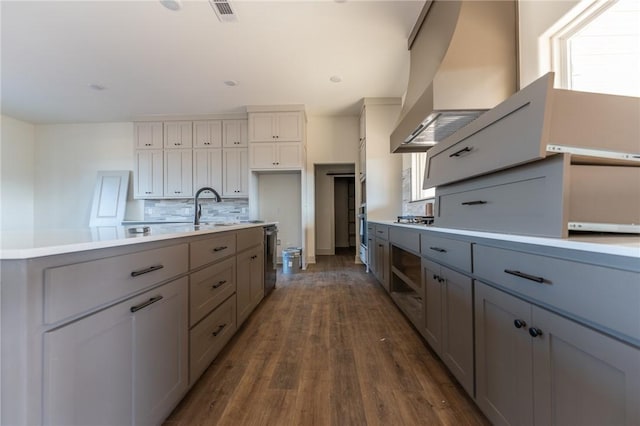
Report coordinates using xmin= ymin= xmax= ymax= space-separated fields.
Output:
xmin=164 ymin=250 xmax=489 ymax=426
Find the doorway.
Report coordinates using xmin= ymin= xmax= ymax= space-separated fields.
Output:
xmin=314 ymin=164 xmax=355 ymax=256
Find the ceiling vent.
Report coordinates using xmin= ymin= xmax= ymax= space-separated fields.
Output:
xmin=209 ymin=0 xmax=238 ymax=22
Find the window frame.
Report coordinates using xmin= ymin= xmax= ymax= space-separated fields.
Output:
xmin=410 ymin=152 xmax=435 ymax=202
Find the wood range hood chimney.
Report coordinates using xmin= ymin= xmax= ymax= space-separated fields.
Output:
xmin=390 ymin=0 xmax=518 ymax=153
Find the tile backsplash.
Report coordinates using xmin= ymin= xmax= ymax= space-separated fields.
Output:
xmin=144 ymin=198 xmax=249 ymax=222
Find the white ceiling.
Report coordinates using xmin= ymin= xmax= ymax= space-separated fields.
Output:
xmin=1 ymin=0 xmax=424 ymax=124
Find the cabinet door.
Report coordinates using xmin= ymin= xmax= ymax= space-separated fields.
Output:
xmin=164 ymin=121 xmax=193 ymax=149
xmin=249 ymin=245 xmax=265 ymax=310
xmin=164 ymin=150 xmax=193 ymax=197
xmin=422 ymin=259 xmax=443 ymax=353
xmin=249 ymin=143 xmax=277 ymax=169
xmin=43 ymin=295 xmax=134 ymax=426
xmin=42 ymin=278 xmax=188 ymax=426
xmin=367 ymin=235 xmax=376 ymax=275
xmin=249 ymin=113 xmax=276 ymax=142
xmin=532 ymin=306 xmax=640 ymax=426
xmin=276 ymin=142 xmax=303 ymax=169
xmin=193 ymin=149 xmax=223 ymax=195
xmin=135 ymin=150 xmax=163 ymax=198
xmin=223 ymin=120 xmax=248 ymax=147
xmin=135 ymin=122 xmax=163 ymax=149
xmin=275 ymin=112 xmax=302 ymax=141
xmin=223 ymin=148 xmax=248 ymax=197
xmin=359 ymin=140 xmax=366 ymax=180
xmin=440 ymin=266 xmax=474 ymax=396
xmin=133 ymin=277 xmax=189 ymax=426
xmin=236 ymin=246 xmax=264 ymax=326
xmin=193 ymin=121 xmax=222 ymax=148
xmin=475 ymin=281 xmax=534 ymax=426
xmin=374 ymin=238 xmax=387 ymax=287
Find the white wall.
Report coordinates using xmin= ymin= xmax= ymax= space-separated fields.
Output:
xmin=1 ymin=115 xmax=36 ymax=231
xmin=33 ymin=122 xmax=142 ymax=229
xmin=257 ymin=172 xmax=301 ymax=261
xmin=518 ymin=0 xmax=582 ymax=87
xmin=305 ymin=115 xmax=359 ymax=262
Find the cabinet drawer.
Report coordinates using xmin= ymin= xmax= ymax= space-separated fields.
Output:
xmin=389 ymin=226 xmax=420 ymax=254
xmin=374 ymin=225 xmax=389 ymax=240
xmin=421 ymin=234 xmax=472 ymax=273
xmin=189 ymin=257 xmax=236 ymax=326
xmin=423 ymin=73 xmax=640 ymax=188
xmin=474 ymin=244 xmax=640 ymax=344
xmin=189 ymin=294 xmax=237 ymax=384
xmin=435 ymin=155 xmax=566 ymax=238
xmin=44 ymin=244 xmax=188 ymax=324
xmin=237 ymin=227 xmax=263 ymax=252
xmin=190 ymin=232 xmax=236 ymax=269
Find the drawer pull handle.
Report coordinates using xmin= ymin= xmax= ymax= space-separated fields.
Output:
xmin=251 ymin=255 xmax=258 ymax=260
xmin=449 ymin=146 xmax=473 ymax=157
xmin=130 ymin=264 xmax=164 ymax=277
xmin=528 ymin=327 xmax=543 ymax=338
xmin=130 ymin=295 xmax=163 ymax=313
xmin=212 ymin=280 xmax=227 ymax=289
xmin=504 ymin=269 xmax=545 ymax=283
xmin=212 ymin=323 xmax=227 ymax=337
xmin=429 ymin=247 xmax=447 ymax=253
xmin=213 ymin=246 xmax=228 ymax=252
xmin=513 ymin=319 xmax=527 ymax=329
xmin=461 ymin=200 xmax=487 ymax=206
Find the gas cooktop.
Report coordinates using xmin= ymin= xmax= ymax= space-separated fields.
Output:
xmin=396 ymin=215 xmax=434 ymax=225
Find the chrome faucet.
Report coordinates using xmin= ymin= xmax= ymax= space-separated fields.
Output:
xmin=193 ymin=187 xmax=222 ymax=226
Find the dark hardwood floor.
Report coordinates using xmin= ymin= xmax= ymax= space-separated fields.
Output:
xmin=164 ymin=249 xmax=489 ymax=425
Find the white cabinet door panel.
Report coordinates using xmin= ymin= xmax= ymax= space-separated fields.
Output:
xmin=249 ymin=114 xmax=275 ymax=142
xmin=223 ymin=120 xmax=248 ymax=147
xmin=135 ymin=150 xmax=163 ymax=198
xmin=223 ymin=148 xmax=248 ymax=197
xmin=249 ymin=143 xmax=277 ymax=169
xmin=193 ymin=149 xmax=223 ymax=195
xmin=164 ymin=121 xmax=193 ymax=149
xmin=135 ymin=122 xmax=163 ymax=149
xmin=276 ymin=142 xmax=303 ymax=168
xmin=164 ymin=150 xmax=193 ymax=197
xmin=275 ymin=112 xmax=302 ymax=141
xmin=193 ymin=121 xmax=222 ymax=148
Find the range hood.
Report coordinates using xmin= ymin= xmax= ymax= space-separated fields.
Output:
xmin=391 ymin=0 xmax=518 ymax=153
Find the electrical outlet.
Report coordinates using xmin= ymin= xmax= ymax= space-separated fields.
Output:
xmin=276 ymin=239 xmax=281 ymax=245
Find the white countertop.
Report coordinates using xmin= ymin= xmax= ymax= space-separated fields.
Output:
xmin=0 ymin=222 xmax=276 ymax=260
xmin=370 ymin=220 xmax=640 ymax=259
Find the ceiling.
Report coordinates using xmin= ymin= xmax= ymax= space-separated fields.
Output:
xmin=1 ymin=0 xmax=424 ymax=124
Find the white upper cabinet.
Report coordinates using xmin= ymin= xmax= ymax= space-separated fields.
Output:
xmin=193 ymin=121 xmax=222 ymax=148
xmin=193 ymin=149 xmax=223 ymax=195
xmin=164 ymin=121 xmax=193 ymax=149
xmin=248 ymin=112 xmax=303 ymax=142
xmin=164 ymin=150 xmax=193 ymax=197
xmin=134 ymin=150 xmax=163 ymax=198
xmin=249 ymin=142 xmax=303 ymax=170
xmin=223 ymin=148 xmax=248 ymax=197
xmin=135 ymin=122 xmax=164 ymax=149
xmin=223 ymin=120 xmax=248 ymax=147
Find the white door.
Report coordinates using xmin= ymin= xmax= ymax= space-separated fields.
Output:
xmin=276 ymin=142 xmax=302 ymax=168
xmin=193 ymin=121 xmax=222 ymax=148
xmin=164 ymin=150 xmax=193 ymax=197
xmin=135 ymin=150 xmax=163 ymax=198
xmin=135 ymin=122 xmax=163 ymax=149
xmin=193 ymin=149 xmax=223 ymax=195
xmin=223 ymin=148 xmax=248 ymax=197
xmin=164 ymin=121 xmax=193 ymax=149
xmin=249 ymin=143 xmax=277 ymax=169
xmin=275 ymin=112 xmax=302 ymax=141
xmin=249 ymin=114 xmax=276 ymax=142
xmin=223 ymin=120 xmax=248 ymax=147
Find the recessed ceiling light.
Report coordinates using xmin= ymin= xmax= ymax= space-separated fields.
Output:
xmin=160 ymin=0 xmax=182 ymax=11
xmin=329 ymin=75 xmax=343 ymax=83
xmin=88 ymin=83 xmax=106 ymax=91
xmin=224 ymin=80 xmax=238 ymax=87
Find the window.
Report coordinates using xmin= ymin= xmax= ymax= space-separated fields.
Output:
xmin=552 ymin=0 xmax=640 ymax=97
xmin=411 ymin=152 xmax=435 ymax=201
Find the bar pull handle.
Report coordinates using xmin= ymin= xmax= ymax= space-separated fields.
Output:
xmin=504 ymin=269 xmax=546 ymax=284
xmin=449 ymin=146 xmax=473 ymax=157
xmin=130 ymin=295 xmax=163 ymax=313
xmin=212 ymin=323 xmax=227 ymax=337
xmin=212 ymin=280 xmax=227 ymax=289
xmin=130 ymin=264 xmax=164 ymax=277
xmin=213 ymin=246 xmax=228 ymax=252
xmin=461 ymin=200 xmax=487 ymax=206
xmin=429 ymin=247 xmax=447 ymax=253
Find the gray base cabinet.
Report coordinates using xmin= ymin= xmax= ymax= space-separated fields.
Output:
xmin=475 ymin=281 xmax=640 ymax=426
xmin=422 ymin=259 xmax=474 ymax=396
xmin=236 ymin=245 xmax=264 ymax=327
xmin=44 ymin=277 xmax=188 ymax=426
